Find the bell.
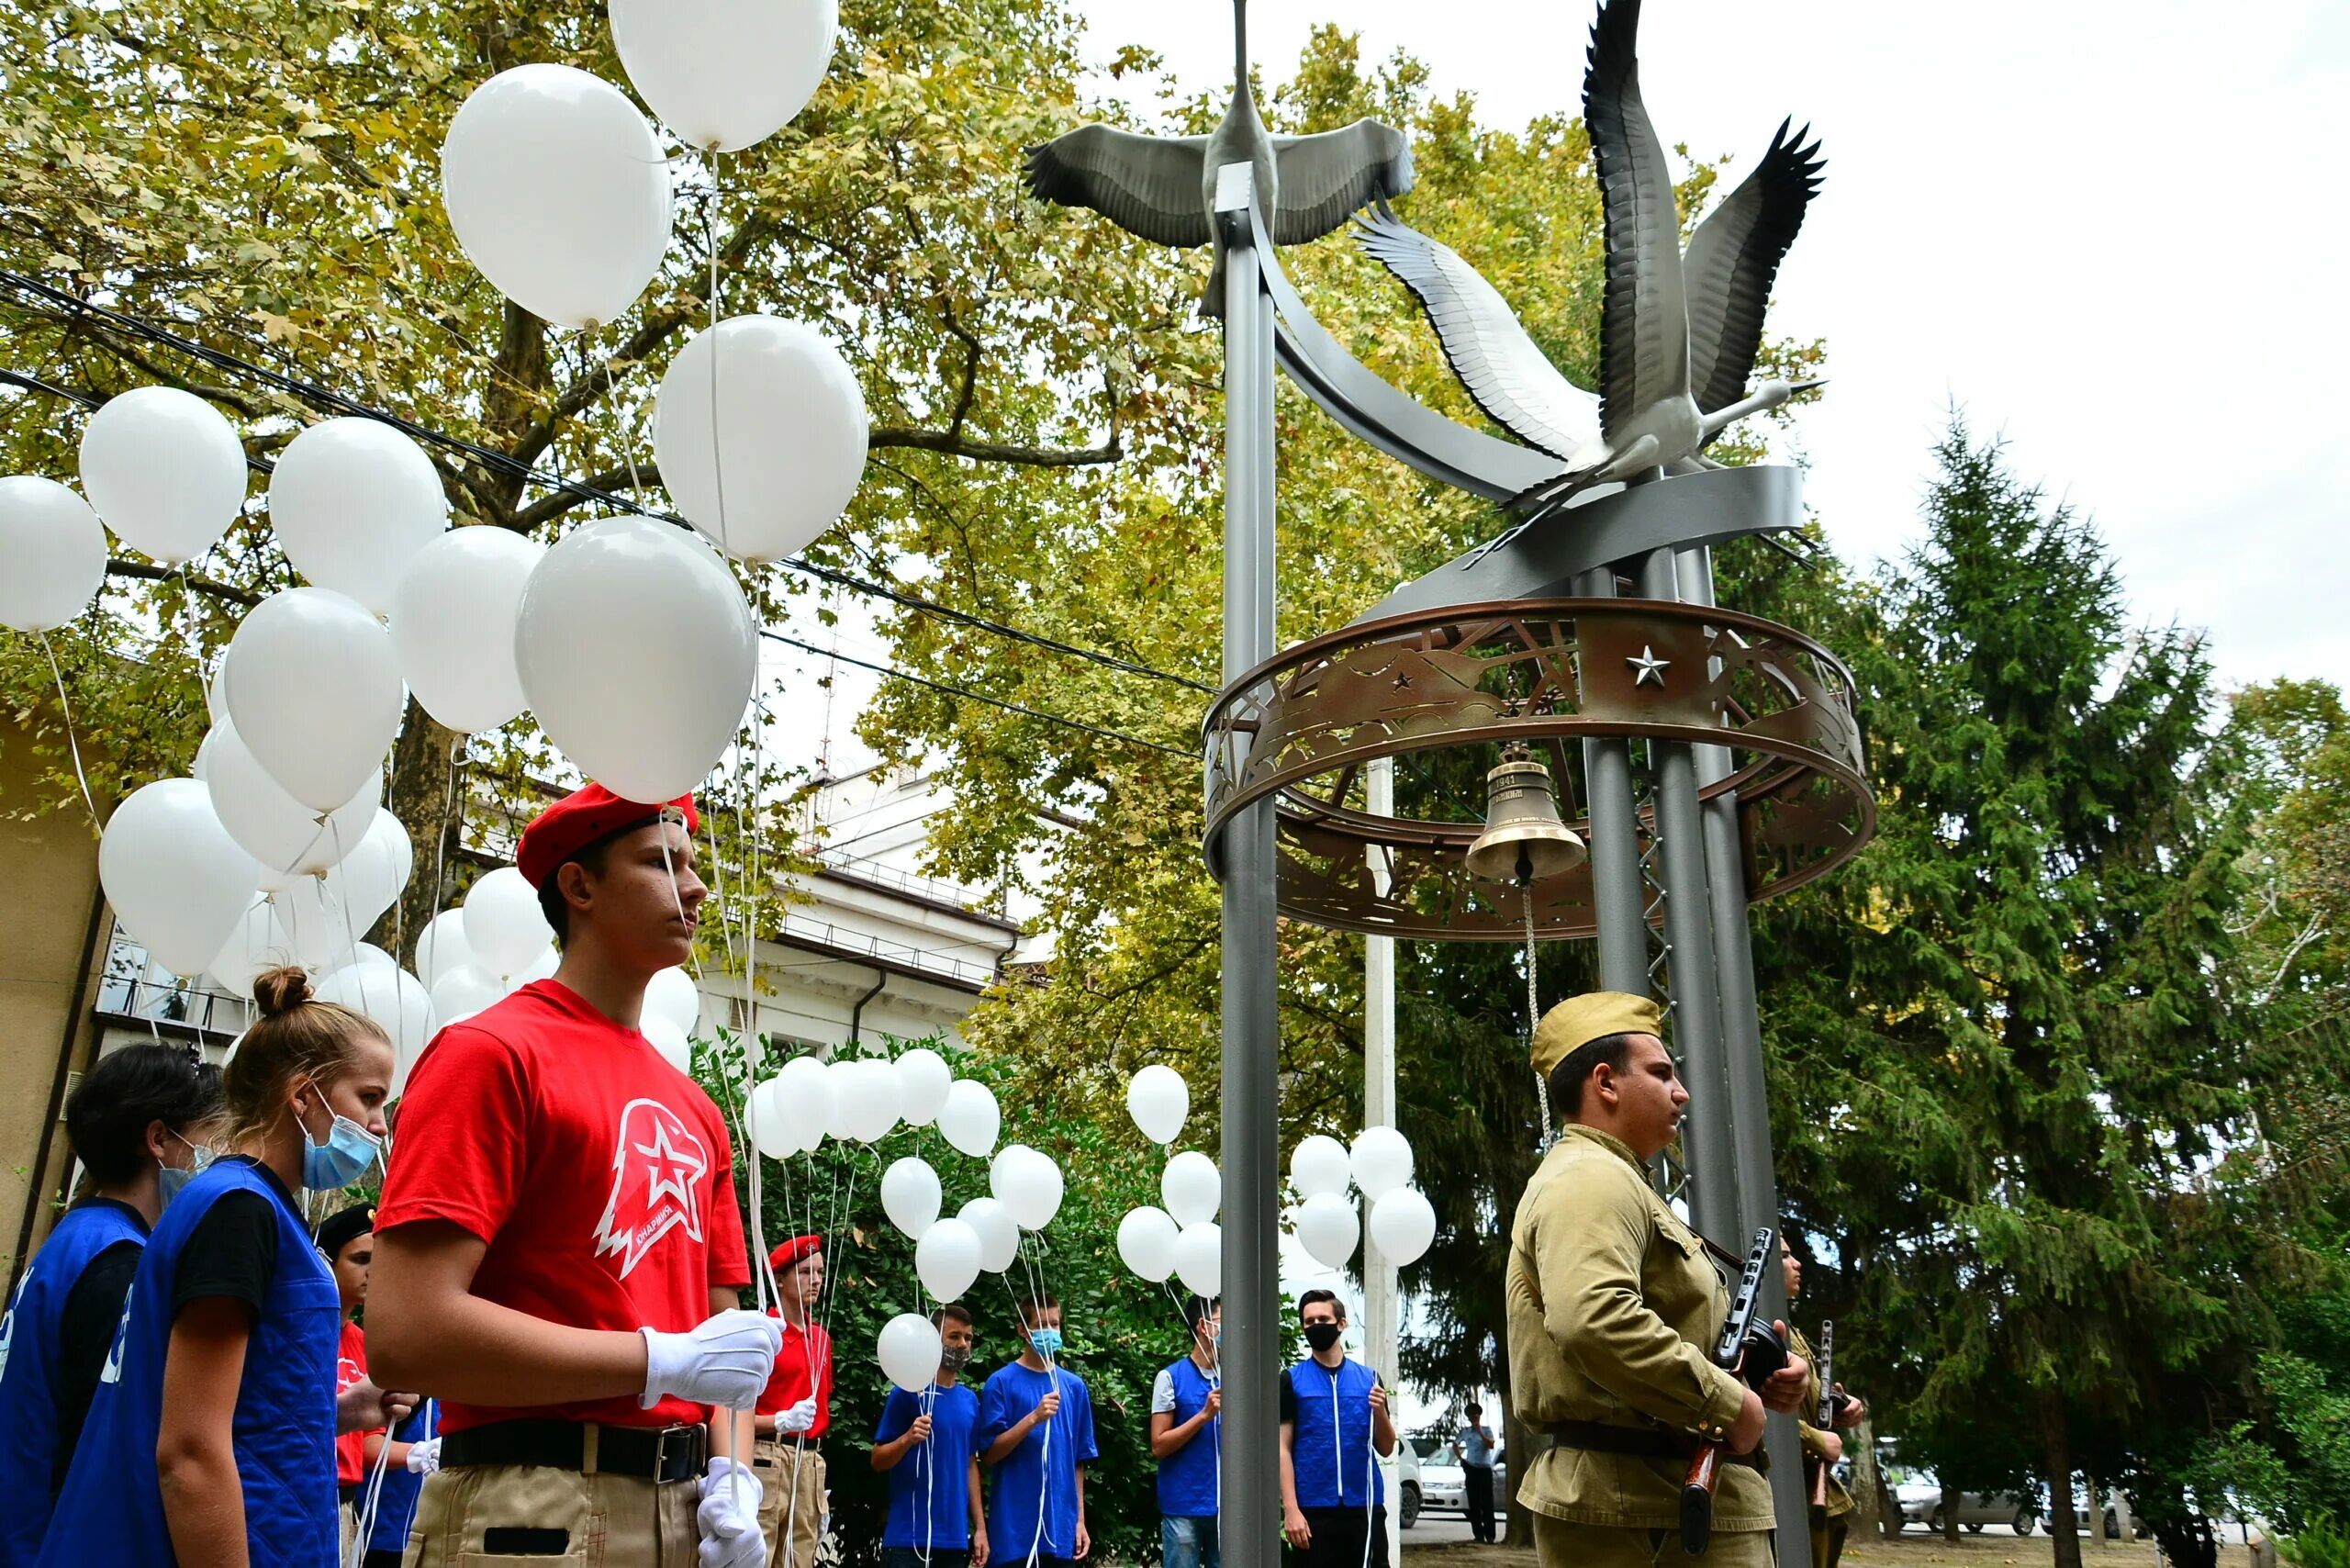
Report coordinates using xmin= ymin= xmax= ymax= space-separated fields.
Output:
xmin=1465 ymin=745 xmax=1588 ymax=884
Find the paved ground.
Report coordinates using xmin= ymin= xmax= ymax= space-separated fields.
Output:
xmin=1403 ymin=1527 xmax=2262 ymax=1568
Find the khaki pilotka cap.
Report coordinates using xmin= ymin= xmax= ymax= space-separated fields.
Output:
xmin=1529 ymin=991 xmax=1663 ymax=1077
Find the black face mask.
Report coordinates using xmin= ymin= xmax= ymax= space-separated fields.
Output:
xmin=1304 ymin=1321 xmax=1344 ymax=1353
xmin=940 ymin=1346 xmax=973 ymax=1372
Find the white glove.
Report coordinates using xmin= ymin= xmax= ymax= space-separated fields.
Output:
xmin=697 ymin=1457 xmax=765 ymax=1568
xmin=776 ymin=1395 xmax=820 ymax=1436
xmin=405 ymin=1437 xmax=442 ymax=1475
xmin=642 ymin=1311 xmax=784 ymax=1411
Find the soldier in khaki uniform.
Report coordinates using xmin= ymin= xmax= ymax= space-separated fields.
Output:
xmin=1506 ymin=991 xmax=1811 ymax=1568
xmin=1781 ymin=1239 xmax=1863 ymax=1568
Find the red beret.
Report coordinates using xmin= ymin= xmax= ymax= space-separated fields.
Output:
xmin=517 ymin=783 xmax=699 ymax=890
xmin=769 ymin=1235 xmax=823 ymax=1271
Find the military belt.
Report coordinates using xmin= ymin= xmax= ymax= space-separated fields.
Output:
xmin=1546 ymin=1419 xmax=1762 ymax=1469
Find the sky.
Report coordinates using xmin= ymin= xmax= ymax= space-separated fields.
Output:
xmin=781 ymin=0 xmax=2348 ymax=778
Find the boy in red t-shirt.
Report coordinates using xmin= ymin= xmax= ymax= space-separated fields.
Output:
xmin=370 ymin=786 xmax=783 ymax=1568
xmin=753 ymin=1237 xmax=833 ymax=1567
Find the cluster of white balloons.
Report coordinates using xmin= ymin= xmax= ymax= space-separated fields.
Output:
xmin=1288 ymin=1127 xmax=1437 ymax=1272
xmin=741 ymin=1045 xmax=1060 ymax=1395
xmin=1111 ymin=1066 xmax=1228 ymax=1298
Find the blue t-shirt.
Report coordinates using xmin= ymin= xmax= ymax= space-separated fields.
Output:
xmin=980 ymin=1361 xmax=1097 ymax=1561
xmin=1285 ymin=1357 xmax=1385 ymax=1508
xmin=0 ymin=1199 xmax=149 ymax=1568
xmin=877 ymin=1381 xmax=980 ymax=1549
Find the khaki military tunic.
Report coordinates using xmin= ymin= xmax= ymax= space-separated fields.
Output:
xmin=1505 ymin=1125 xmax=1771 ymax=1535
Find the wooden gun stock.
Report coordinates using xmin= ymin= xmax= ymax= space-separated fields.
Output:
xmin=1809 ymin=1454 xmax=1830 ymax=1521
xmin=1682 ymin=1442 xmax=1725 ymax=1554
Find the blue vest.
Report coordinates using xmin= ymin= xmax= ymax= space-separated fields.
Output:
xmin=1157 ymin=1357 xmax=1220 ymax=1517
xmin=1287 ymin=1357 xmax=1384 ymax=1508
xmin=365 ymin=1400 xmax=439 ymax=1555
xmin=0 ymin=1200 xmax=148 ymax=1568
xmin=38 ymin=1159 xmax=340 ymax=1568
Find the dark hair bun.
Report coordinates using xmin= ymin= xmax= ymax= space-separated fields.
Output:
xmin=252 ymin=965 xmax=314 ymax=1018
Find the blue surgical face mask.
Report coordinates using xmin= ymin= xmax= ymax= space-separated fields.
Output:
xmin=1028 ymin=1327 xmax=1064 ymax=1358
xmin=298 ymin=1095 xmax=381 ymax=1192
xmin=156 ymin=1133 xmax=214 ymax=1212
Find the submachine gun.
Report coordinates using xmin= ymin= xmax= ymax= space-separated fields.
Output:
xmin=1807 ymin=1320 xmax=1850 ymax=1520
xmin=1682 ymin=1226 xmax=1788 ymax=1556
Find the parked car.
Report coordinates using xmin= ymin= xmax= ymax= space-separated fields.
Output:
xmin=1396 ymin=1439 xmax=1421 ymax=1529
xmin=1915 ymin=1486 xmax=2042 ymax=1536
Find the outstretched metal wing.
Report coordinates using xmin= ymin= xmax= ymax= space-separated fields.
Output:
xmin=1353 ymin=205 xmax=1602 ymax=464
xmin=1683 ymin=119 xmax=1824 ymax=415
xmin=1270 ymin=120 xmax=1416 ymax=246
xmin=1583 ymin=0 xmax=1690 ymax=440
xmin=1023 ymin=126 xmax=1214 ymax=248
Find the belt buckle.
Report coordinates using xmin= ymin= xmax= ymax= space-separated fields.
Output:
xmin=653 ymin=1425 xmax=690 ymax=1483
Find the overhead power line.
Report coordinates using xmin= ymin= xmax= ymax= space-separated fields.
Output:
xmin=0 ymin=270 xmax=1219 ymax=696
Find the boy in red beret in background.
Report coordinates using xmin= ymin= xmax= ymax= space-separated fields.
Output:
xmin=369 ymin=784 xmax=782 ymax=1568
xmin=754 ymin=1236 xmax=832 ymax=1568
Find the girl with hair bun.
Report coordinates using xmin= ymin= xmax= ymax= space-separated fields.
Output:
xmin=37 ymin=967 xmax=419 ymax=1568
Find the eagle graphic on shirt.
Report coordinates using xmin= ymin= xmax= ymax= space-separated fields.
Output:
xmin=594 ymin=1098 xmax=710 ymax=1278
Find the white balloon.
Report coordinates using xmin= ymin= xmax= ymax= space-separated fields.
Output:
xmin=316 ymin=963 xmax=436 ymax=1078
xmin=463 ymin=867 xmax=554 ymax=978
xmin=1125 ymin=1064 xmax=1190 ymax=1146
xmin=655 ymin=316 xmax=868 ymax=562
xmin=777 ymin=1054 xmax=834 ymax=1155
xmin=835 ymin=1058 xmax=902 ymax=1145
xmin=199 ymin=720 xmax=380 ymax=879
xmin=505 ymin=944 xmax=560 ymax=993
xmin=1172 ymin=1222 xmax=1222 ymax=1299
xmin=892 ymin=1047 xmax=953 ymax=1127
xmin=747 ymin=1078 xmax=794 ymax=1159
xmin=207 ymin=894 xmax=292 ymax=997
xmin=221 ymin=588 xmax=404 ymax=813
xmin=1369 ymin=1186 xmax=1438 ymax=1267
xmin=97 ymin=780 xmax=260 ymax=976
xmin=269 ymin=420 xmax=448 ymax=614
xmin=610 ymin=0 xmax=837 ymax=153
xmin=1115 ymin=1205 xmax=1180 ymax=1283
xmin=327 ymin=809 xmax=413 ymax=938
xmin=389 ymin=525 xmax=543 ymax=733
xmin=429 ymin=964 xmax=503 ymax=1027
xmin=914 ymin=1216 xmax=982 ymax=1302
xmin=644 ymin=966 xmax=702 ymax=1035
xmin=514 ymin=515 xmax=755 ymax=802
xmin=1349 ymin=1126 xmax=1416 ymax=1201
xmin=1160 ymin=1150 xmax=1222 ymax=1228
xmin=440 ymin=65 xmax=673 ymax=330
xmin=0 ymin=476 xmax=106 ymax=632
xmin=936 ymin=1080 xmax=1000 ymax=1160
xmin=77 ymin=386 xmax=245 ymax=565
xmin=876 ymin=1312 xmax=942 ymax=1394
xmin=1294 ymin=1192 xmax=1361 ymax=1271
xmin=881 ymin=1156 xmax=943 ymax=1240
xmin=268 ymin=876 xmax=354 ymax=971
xmin=957 ymin=1197 xmax=1019 ymax=1274
xmin=642 ymin=1014 xmax=691 ymax=1073
xmin=1290 ymin=1135 xmax=1352 ymax=1199
xmin=990 ymin=1144 xmax=1064 ymax=1232
xmin=349 ymin=943 xmax=397 ymax=970
xmin=414 ymin=909 xmax=477 ymax=990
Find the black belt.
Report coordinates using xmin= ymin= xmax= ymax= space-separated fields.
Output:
xmin=441 ymin=1420 xmax=708 ymax=1484
xmin=752 ymin=1436 xmax=821 ymax=1468
xmin=1548 ymin=1420 xmax=1762 ymax=1469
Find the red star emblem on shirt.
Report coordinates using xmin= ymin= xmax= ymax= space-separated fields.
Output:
xmin=594 ymin=1098 xmax=710 ymax=1278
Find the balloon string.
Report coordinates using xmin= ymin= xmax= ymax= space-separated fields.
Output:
xmin=704 ymin=149 xmax=735 ymax=565
xmin=1525 ymin=881 xmax=1548 ymax=1146
xmin=600 ymin=347 xmax=645 ymax=498
xmin=427 ymin=735 xmax=463 ymax=962
xmin=36 ymin=632 xmax=101 ymax=829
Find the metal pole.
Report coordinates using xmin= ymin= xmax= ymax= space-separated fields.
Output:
xmin=1679 ymin=546 xmax=1810 ymax=1567
xmin=1636 ymin=549 xmax=1734 ymax=1248
xmin=1362 ymin=756 xmax=1402 ymax=1564
xmin=1573 ymin=565 xmax=1648 ymax=992
xmin=1215 ymin=163 xmax=1282 ymax=1568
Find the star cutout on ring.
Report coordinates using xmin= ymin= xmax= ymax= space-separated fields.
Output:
xmin=1627 ymin=645 xmax=1671 ymax=689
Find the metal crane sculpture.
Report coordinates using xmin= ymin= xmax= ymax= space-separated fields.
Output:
xmin=1356 ymin=0 xmax=1822 ymax=545
xmin=1023 ymin=0 xmax=1416 ymax=314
